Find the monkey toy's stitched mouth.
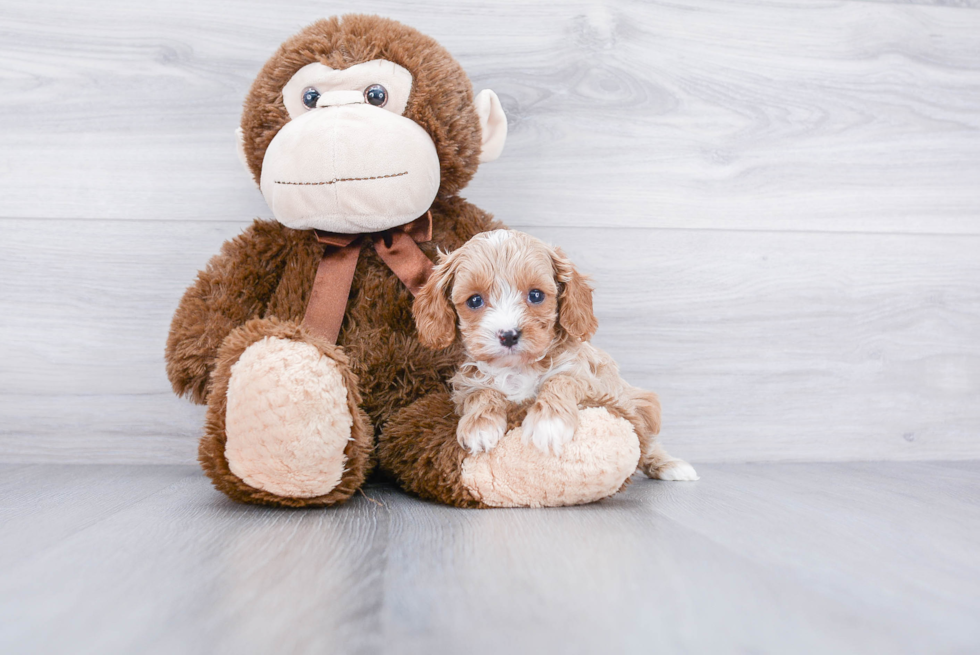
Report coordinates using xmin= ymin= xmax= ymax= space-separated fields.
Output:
xmin=274 ymin=171 xmax=409 ymax=186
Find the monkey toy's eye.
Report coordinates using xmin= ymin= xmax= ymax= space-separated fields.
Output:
xmin=364 ymin=84 xmax=388 ymax=107
xmin=302 ymin=87 xmax=320 ymax=109
xmin=466 ymin=294 xmax=484 ymax=310
xmin=527 ymin=289 xmax=545 ymax=304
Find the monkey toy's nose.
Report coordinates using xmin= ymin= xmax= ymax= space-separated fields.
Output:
xmin=498 ymin=329 xmax=522 ymax=348
xmin=315 ymin=90 xmax=366 ymax=108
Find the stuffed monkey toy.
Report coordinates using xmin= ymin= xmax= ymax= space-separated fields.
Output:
xmin=166 ymin=15 xmax=648 ymax=508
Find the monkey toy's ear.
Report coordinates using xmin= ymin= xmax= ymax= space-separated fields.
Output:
xmin=474 ymin=90 xmax=508 ymax=163
xmin=413 ymin=252 xmax=460 ymax=350
xmin=235 ymin=126 xmax=257 ymax=184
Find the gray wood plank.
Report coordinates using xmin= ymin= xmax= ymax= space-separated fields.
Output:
xmin=633 ymin=462 xmax=980 ymax=653
xmin=379 ymin=493 xmax=885 ymax=655
xmin=1 ymin=0 xmax=979 ymax=233
xmin=857 ymin=0 xmax=980 ymax=7
xmin=0 ymin=464 xmax=198 ymax=568
xmin=3 ymin=463 xmax=977 ymax=654
xmin=2 ymin=219 xmax=978 ymax=464
xmin=0 ymin=394 xmax=205 ymax=464
xmin=924 ymin=459 xmax=980 ymax=474
xmin=378 ymin=463 xmax=980 ymax=654
xmin=0 ymin=469 xmax=390 ymax=655
xmin=0 ymin=463 xmax=33 ymax=476
xmin=559 ymin=226 xmax=980 ymax=463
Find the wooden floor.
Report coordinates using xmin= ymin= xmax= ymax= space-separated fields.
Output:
xmin=1 ymin=462 xmax=977 ymax=654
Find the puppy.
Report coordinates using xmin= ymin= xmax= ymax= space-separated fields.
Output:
xmin=413 ymin=229 xmax=698 ymax=481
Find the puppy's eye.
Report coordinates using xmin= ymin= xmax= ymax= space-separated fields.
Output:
xmin=466 ymin=294 xmax=484 ymax=310
xmin=364 ymin=84 xmax=388 ymax=107
xmin=302 ymin=87 xmax=320 ymax=109
xmin=527 ymin=289 xmax=545 ymax=304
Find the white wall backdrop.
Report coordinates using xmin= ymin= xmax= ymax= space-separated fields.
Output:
xmin=1 ymin=0 xmax=978 ymax=464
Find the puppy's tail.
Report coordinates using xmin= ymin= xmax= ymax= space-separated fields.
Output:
xmin=628 ymin=388 xmax=661 ymax=437
xmin=579 ymin=387 xmax=661 ymax=438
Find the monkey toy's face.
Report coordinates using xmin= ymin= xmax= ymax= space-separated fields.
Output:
xmin=262 ymin=60 xmax=438 ymax=233
xmin=236 ymin=18 xmax=507 ymax=235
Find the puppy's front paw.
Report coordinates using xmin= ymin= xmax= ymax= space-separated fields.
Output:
xmin=522 ymin=404 xmax=577 ymax=455
xmin=457 ymin=411 xmax=506 ymax=454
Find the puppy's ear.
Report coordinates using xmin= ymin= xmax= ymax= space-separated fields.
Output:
xmin=413 ymin=251 xmax=459 ymax=349
xmin=552 ymin=246 xmax=598 ymax=341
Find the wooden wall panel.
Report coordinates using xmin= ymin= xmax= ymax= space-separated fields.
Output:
xmin=0 ymin=1 xmax=978 ymax=232
xmin=1 ymin=0 xmax=978 ymax=463
xmin=2 ymin=220 xmax=976 ymax=463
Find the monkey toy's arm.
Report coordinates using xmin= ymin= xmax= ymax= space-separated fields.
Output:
xmin=165 ymin=220 xmax=290 ymax=404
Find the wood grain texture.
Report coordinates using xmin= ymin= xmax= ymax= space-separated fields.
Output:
xmin=2 ymin=219 xmax=978 ymax=463
xmin=638 ymin=462 xmax=980 ymax=653
xmin=0 ymin=464 xmax=197 ymax=567
xmin=379 ymin=462 xmax=980 ymax=654
xmin=0 ymin=0 xmax=979 ymax=232
xmin=1 ymin=462 xmax=978 ymax=654
xmin=0 ymin=467 xmax=388 ymax=655
xmin=1 ymin=0 xmax=979 ymax=463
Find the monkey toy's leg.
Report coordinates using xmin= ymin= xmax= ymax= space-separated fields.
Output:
xmin=379 ymin=392 xmax=643 ymax=508
xmin=198 ymin=317 xmax=374 ymax=507
xmin=377 ymin=392 xmax=480 ymax=507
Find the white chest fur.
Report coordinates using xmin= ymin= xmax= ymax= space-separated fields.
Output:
xmin=456 ymin=359 xmax=574 ymax=404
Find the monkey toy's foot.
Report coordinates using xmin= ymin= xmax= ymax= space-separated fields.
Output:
xmin=461 ymin=407 xmax=641 ymax=508
xmin=381 ymin=395 xmax=641 ymax=508
xmin=200 ymin=318 xmax=373 ymax=507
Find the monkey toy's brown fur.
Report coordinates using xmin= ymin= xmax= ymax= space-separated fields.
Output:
xmin=170 ymin=201 xmax=490 ymax=507
xmin=166 ymin=15 xmax=647 ymax=509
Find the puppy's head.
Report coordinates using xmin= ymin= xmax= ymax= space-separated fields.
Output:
xmin=413 ymin=230 xmax=598 ymax=365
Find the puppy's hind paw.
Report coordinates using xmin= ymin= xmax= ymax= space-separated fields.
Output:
xmin=651 ymin=459 xmax=699 ymax=482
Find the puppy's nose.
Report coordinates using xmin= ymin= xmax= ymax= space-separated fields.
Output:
xmin=498 ymin=329 xmax=522 ymax=348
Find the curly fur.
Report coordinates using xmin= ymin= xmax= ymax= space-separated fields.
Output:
xmin=240 ymin=15 xmax=483 ymax=199
xmin=169 ymin=195 xmax=501 ymax=505
xmin=377 ymin=392 xmax=485 ymax=508
xmin=413 ymin=230 xmax=686 ymax=475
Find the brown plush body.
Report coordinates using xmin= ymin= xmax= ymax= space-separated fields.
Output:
xmin=168 ymin=197 xmax=495 ymax=506
xmin=166 ymin=15 xmax=654 ymax=509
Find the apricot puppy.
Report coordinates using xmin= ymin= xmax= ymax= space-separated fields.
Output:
xmin=413 ymin=230 xmax=698 ymax=481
